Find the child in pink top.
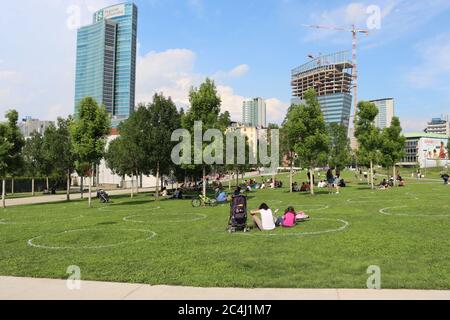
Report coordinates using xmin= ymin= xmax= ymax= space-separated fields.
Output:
xmin=282 ymin=207 xmax=297 ymax=228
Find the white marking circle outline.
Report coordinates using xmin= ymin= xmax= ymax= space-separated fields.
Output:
xmin=240 ymin=218 xmax=349 ymax=237
xmin=27 ymin=228 xmax=157 ymax=250
xmin=123 ymin=211 xmax=207 ymax=224
xmin=379 ymin=206 xmax=450 ymax=218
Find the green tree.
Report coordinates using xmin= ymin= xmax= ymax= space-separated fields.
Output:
xmin=0 ymin=123 xmax=13 ymax=208
xmin=104 ymin=136 xmax=139 ymax=197
xmin=380 ymin=117 xmax=406 ymax=186
xmin=182 ymin=78 xmax=227 ymax=197
xmin=22 ymin=132 xmax=44 ymax=196
xmin=282 ymin=89 xmax=329 ymax=195
xmin=115 ymin=105 xmax=150 ymax=197
xmin=328 ymin=123 xmax=351 ymax=171
xmin=4 ymin=110 xmax=25 ymax=196
xmin=146 ymin=93 xmax=182 ymax=200
xmin=354 ymin=101 xmax=381 ymax=189
xmin=43 ymin=118 xmax=76 ymax=200
xmin=70 ymin=97 xmax=111 ymax=207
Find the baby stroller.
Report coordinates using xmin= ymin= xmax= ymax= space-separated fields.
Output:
xmin=227 ymin=195 xmax=249 ymax=233
xmin=97 ymin=189 xmax=110 ymax=203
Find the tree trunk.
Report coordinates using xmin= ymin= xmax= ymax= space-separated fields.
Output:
xmin=289 ymin=162 xmax=293 ymax=193
xmin=88 ymin=172 xmax=92 ymax=208
xmin=393 ymin=165 xmax=396 ymax=187
xmin=370 ymin=160 xmax=374 ymax=190
xmin=2 ymin=179 xmax=5 ymax=208
xmin=310 ymin=168 xmax=315 ymax=196
xmin=80 ymin=176 xmax=84 ymax=199
xmin=202 ymin=166 xmax=207 ymax=198
xmin=66 ymin=170 xmax=70 ymax=201
xmin=31 ymin=178 xmax=35 ymax=197
xmin=46 ymin=177 xmax=49 ymax=191
xmin=131 ymin=176 xmax=134 ymax=199
xmin=11 ymin=178 xmax=14 ymax=195
xmin=155 ymin=163 xmax=160 ymax=201
xmin=135 ymin=172 xmax=139 ymax=195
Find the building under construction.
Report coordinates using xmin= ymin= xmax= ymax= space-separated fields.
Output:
xmin=291 ymin=51 xmax=353 ymax=127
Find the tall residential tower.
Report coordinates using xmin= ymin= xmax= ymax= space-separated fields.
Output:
xmin=242 ymin=97 xmax=267 ymax=128
xmin=370 ymin=98 xmax=394 ymax=129
xmin=74 ymin=2 xmax=137 ymax=126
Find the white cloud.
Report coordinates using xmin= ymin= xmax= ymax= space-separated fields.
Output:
xmin=136 ymin=49 xmax=286 ymax=124
xmin=0 ymin=0 xmax=117 ymax=119
xmin=303 ymin=0 xmax=449 ymax=47
xmin=406 ymin=34 xmax=450 ymax=90
xmin=0 ymin=1 xmax=289 ymax=125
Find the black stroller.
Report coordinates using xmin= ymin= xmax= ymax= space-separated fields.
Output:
xmin=227 ymin=195 xmax=249 ymax=233
xmin=97 ymin=189 xmax=110 ymax=203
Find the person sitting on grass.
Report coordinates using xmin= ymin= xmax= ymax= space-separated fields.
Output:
xmin=281 ymin=207 xmax=297 ymax=228
xmin=317 ymin=180 xmax=327 ymax=188
xmin=441 ymin=173 xmax=449 ymax=185
xmin=250 ymin=203 xmax=281 ymax=231
xmin=216 ymin=190 xmax=228 ymax=203
xmin=379 ymin=179 xmax=389 ymax=190
xmin=172 ymin=188 xmax=183 ymax=199
xmin=300 ymin=182 xmax=310 ymax=192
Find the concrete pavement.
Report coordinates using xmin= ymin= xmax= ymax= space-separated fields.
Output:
xmin=4 ymin=188 xmax=156 ymax=207
xmin=0 ymin=277 xmax=449 ymax=300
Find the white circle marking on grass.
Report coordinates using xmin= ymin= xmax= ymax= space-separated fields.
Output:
xmin=0 ymin=215 xmax=84 ymax=225
xmin=123 ymin=212 xmax=207 ymax=224
xmin=289 ymin=204 xmax=330 ymax=212
xmin=27 ymin=228 xmax=157 ymax=250
xmin=379 ymin=206 xmax=450 ymax=218
xmin=241 ymin=218 xmax=349 ymax=237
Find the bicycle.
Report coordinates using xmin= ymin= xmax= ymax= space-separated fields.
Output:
xmin=191 ymin=195 xmax=217 ymax=208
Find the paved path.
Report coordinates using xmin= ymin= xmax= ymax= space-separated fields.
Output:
xmin=4 ymin=188 xmax=157 ymax=207
xmin=0 ymin=277 xmax=449 ymax=300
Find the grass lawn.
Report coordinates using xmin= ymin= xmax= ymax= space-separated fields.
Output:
xmin=0 ymin=171 xmax=449 ymax=289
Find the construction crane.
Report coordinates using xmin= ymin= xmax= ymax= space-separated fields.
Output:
xmin=302 ymin=24 xmax=369 ymax=136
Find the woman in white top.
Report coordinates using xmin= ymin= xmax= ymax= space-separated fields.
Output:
xmin=250 ymin=203 xmax=280 ymax=231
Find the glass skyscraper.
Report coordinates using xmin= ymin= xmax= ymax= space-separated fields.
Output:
xmin=74 ymin=2 xmax=137 ymax=125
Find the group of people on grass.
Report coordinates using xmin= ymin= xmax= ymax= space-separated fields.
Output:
xmin=250 ymin=203 xmax=309 ymax=231
xmin=379 ymin=175 xmax=405 ymax=189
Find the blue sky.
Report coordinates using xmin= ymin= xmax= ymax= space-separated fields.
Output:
xmin=1 ymin=0 xmax=450 ymax=131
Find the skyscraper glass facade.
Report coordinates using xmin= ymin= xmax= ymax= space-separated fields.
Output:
xmin=74 ymin=2 xmax=137 ymax=123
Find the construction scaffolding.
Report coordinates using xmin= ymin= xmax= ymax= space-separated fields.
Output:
xmin=291 ymin=51 xmax=353 ymax=100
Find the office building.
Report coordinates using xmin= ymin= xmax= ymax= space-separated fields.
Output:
xmin=242 ymin=98 xmax=266 ymax=128
xmin=399 ymin=132 xmax=449 ymax=168
xmin=370 ymin=98 xmax=394 ymax=129
xmin=19 ymin=117 xmax=54 ymax=139
xmin=74 ymin=2 xmax=137 ymax=126
xmin=291 ymin=51 xmax=353 ymax=128
xmin=424 ymin=116 xmax=450 ymax=136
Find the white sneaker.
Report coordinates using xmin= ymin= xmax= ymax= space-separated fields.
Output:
xmin=336 ymin=192 xmax=340 ymax=194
